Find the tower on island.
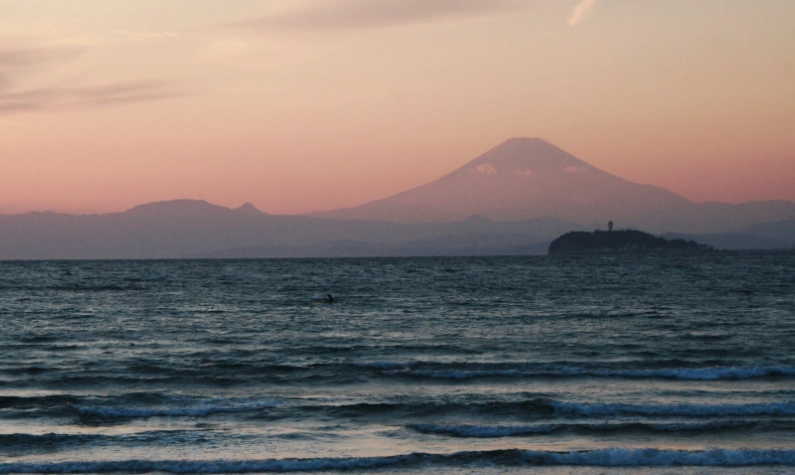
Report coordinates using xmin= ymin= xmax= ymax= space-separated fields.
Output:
xmin=608 ymin=220 xmax=613 ymax=232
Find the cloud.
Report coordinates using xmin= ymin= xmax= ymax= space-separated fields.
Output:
xmin=111 ymin=30 xmax=178 ymax=41
xmin=228 ymin=0 xmax=527 ymax=32
xmin=0 ymin=42 xmax=86 ymax=96
xmin=0 ymin=80 xmax=188 ymax=115
xmin=0 ymin=44 xmax=84 ymax=71
xmin=0 ymin=41 xmax=188 ymax=115
xmin=568 ymin=0 xmax=599 ymax=26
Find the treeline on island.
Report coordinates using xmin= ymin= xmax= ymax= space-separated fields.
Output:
xmin=548 ymin=229 xmax=709 ymax=254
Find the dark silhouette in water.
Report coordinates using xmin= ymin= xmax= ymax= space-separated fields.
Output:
xmin=311 ymin=294 xmax=334 ymax=304
xmin=548 ymin=229 xmax=708 ymax=254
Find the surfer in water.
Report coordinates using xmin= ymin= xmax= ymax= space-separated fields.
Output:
xmin=311 ymin=294 xmax=334 ymax=304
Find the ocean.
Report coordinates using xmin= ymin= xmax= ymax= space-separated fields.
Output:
xmin=1 ymin=253 xmax=794 ymax=474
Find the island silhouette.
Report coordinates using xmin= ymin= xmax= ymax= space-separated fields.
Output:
xmin=548 ymin=228 xmax=708 ymax=254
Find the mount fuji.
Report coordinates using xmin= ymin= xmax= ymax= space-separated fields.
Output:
xmin=314 ymin=138 xmax=795 ymax=234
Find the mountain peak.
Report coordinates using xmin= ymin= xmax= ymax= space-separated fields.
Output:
xmin=125 ymin=199 xmax=229 ymax=215
xmin=453 ymin=137 xmax=590 ymax=177
xmin=235 ymin=202 xmax=264 ymax=214
xmin=312 ymin=137 xmax=698 ymax=227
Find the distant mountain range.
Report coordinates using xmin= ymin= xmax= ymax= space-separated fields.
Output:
xmin=0 ymin=201 xmax=574 ymax=259
xmin=314 ymin=138 xmax=795 ymax=234
xmin=1 ymin=138 xmax=793 ymax=259
xmin=663 ymin=218 xmax=795 ymax=251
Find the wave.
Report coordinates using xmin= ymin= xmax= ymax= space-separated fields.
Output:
xmin=0 ymin=430 xmax=264 ymax=454
xmin=0 ymin=395 xmax=82 ymax=409
xmin=382 ymin=365 xmax=795 ymax=380
xmin=7 ymin=391 xmax=795 ymax=422
xmin=407 ymin=420 xmax=767 ymax=437
xmin=551 ymin=401 xmax=795 ymax=417
xmin=73 ymin=399 xmax=279 ymax=418
xmin=408 ymin=423 xmax=560 ymax=437
xmin=35 ymin=395 xmax=795 ymax=421
xmin=0 ymin=433 xmax=101 ymax=448
xmin=319 ymin=398 xmax=795 ymax=420
xmin=1 ymin=448 xmax=794 ymax=472
xmin=352 ymin=361 xmax=412 ymax=370
xmin=5 ymin=362 xmax=793 ymax=388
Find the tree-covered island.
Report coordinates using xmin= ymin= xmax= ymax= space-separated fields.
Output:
xmin=548 ymin=229 xmax=710 ymax=254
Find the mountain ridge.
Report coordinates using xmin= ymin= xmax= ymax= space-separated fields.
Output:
xmin=1 ymin=137 xmax=794 ymax=258
xmin=0 ymin=199 xmax=580 ymax=259
xmin=311 ymin=138 xmax=795 ymax=233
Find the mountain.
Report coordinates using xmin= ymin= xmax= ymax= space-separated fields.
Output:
xmin=661 ymin=218 xmax=795 ymax=250
xmin=313 ymin=138 xmax=795 ymax=233
xmin=661 ymin=232 xmax=793 ymax=251
xmin=742 ymin=219 xmax=795 ymax=243
xmin=0 ymin=200 xmax=573 ymax=259
xmin=3 ymin=138 xmax=794 ymax=259
xmin=187 ymin=232 xmax=552 ymax=259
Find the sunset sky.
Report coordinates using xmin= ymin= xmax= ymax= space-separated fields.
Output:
xmin=1 ymin=0 xmax=793 ymax=215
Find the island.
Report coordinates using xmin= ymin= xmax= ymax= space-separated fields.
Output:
xmin=548 ymin=229 xmax=709 ymax=254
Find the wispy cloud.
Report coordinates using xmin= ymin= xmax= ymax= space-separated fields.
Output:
xmin=110 ymin=30 xmax=178 ymax=41
xmin=228 ymin=0 xmax=527 ymax=32
xmin=0 ymin=41 xmax=188 ymax=115
xmin=568 ymin=0 xmax=599 ymax=26
xmin=0 ymin=44 xmax=84 ymax=71
xmin=0 ymin=80 xmax=188 ymax=115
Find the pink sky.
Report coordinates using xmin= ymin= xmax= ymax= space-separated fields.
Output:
xmin=1 ymin=0 xmax=794 ymax=215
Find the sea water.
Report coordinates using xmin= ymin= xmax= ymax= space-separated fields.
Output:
xmin=0 ymin=253 xmax=794 ymax=474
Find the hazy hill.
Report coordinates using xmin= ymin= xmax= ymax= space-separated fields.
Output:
xmin=0 ymin=200 xmax=573 ymax=259
xmin=189 ymin=232 xmax=552 ymax=259
xmin=661 ymin=218 xmax=795 ymax=250
xmin=661 ymin=232 xmax=793 ymax=251
xmin=313 ymin=138 xmax=795 ymax=234
xmin=742 ymin=219 xmax=795 ymax=243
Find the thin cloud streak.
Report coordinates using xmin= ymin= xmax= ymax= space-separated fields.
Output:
xmin=229 ymin=0 xmax=529 ymax=32
xmin=0 ymin=44 xmax=85 ymax=71
xmin=568 ymin=0 xmax=599 ymax=26
xmin=0 ymin=41 xmax=188 ymax=115
xmin=0 ymin=80 xmax=189 ymax=115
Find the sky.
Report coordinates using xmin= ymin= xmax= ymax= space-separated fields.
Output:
xmin=1 ymin=0 xmax=794 ymax=215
